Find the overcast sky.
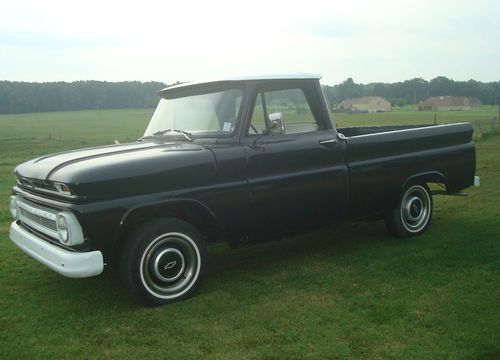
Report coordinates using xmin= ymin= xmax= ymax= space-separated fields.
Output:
xmin=0 ymin=0 xmax=498 ymax=85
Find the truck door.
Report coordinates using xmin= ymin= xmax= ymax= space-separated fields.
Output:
xmin=241 ymin=85 xmax=348 ymax=236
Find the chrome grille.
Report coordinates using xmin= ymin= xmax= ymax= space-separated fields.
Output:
xmin=19 ymin=207 xmax=57 ymax=231
xmin=17 ymin=198 xmax=58 ymax=238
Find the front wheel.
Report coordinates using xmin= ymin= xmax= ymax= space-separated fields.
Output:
xmin=385 ymin=183 xmax=433 ymax=237
xmin=120 ymin=218 xmax=207 ymax=306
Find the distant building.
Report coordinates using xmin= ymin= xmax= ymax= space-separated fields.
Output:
xmin=417 ymin=96 xmax=473 ymax=111
xmin=336 ymin=96 xmax=391 ymax=113
xmin=469 ymin=97 xmax=482 ymax=107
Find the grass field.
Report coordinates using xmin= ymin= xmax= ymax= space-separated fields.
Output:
xmin=0 ymin=108 xmax=499 ymax=359
xmin=335 ymin=106 xmax=499 ymax=138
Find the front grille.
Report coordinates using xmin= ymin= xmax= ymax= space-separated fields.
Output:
xmin=17 ymin=198 xmax=59 ymax=238
xmin=19 ymin=207 xmax=57 ymax=231
xmin=17 ymin=176 xmax=53 ymax=190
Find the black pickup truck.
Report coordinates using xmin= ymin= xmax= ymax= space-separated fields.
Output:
xmin=8 ymin=74 xmax=478 ymax=305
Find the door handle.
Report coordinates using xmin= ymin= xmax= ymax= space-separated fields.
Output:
xmin=319 ymin=138 xmax=337 ymax=147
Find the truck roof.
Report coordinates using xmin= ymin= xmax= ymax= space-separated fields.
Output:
xmin=158 ymin=73 xmax=322 ymax=98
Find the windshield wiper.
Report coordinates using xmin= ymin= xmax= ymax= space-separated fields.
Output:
xmin=139 ymin=129 xmax=192 ymax=142
xmin=152 ymin=129 xmax=193 ymax=141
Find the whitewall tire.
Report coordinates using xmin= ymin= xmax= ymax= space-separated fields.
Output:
xmin=120 ymin=218 xmax=206 ymax=306
xmin=385 ymin=183 xmax=433 ymax=238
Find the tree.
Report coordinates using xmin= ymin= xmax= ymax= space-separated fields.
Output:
xmin=1 ymin=77 xmax=499 ymax=115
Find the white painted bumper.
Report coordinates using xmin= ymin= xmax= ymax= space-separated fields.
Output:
xmin=9 ymin=221 xmax=104 ymax=278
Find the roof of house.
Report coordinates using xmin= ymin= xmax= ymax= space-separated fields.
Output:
xmin=158 ymin=73 xmax=322 ymax=98
xmin=419 ymin=96 xmax=470 ymax=107
xmin=469 ymin=97 xmax=482 ymax=106
xmin=338 ymin=96 xmax=389 ymax=107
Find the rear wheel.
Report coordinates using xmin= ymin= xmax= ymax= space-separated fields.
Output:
xmin=120 ymin=218 xmax=206 ymax=306
xmin=385 ymin=183 xmax=433 ymax=237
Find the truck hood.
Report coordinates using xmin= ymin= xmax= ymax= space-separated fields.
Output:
xmin=14 ymin=141 xmax=217 ymax=200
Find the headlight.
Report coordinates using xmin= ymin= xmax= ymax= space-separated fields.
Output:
xmin=56 ymin=214 xmax=70 ymax=243
xmin=10 ymin=196 xmax=19 ymax=220
xmin=55 ymin=211 xmax=85 ymax=245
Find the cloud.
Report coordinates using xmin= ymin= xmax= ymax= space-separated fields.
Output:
xmin=297 ymin=18 xmax=363 ymax=38
xmin=0 ymin=31 xmax=123 ymax=49
xmin=0 ymin=0 xmax=498 ymax=84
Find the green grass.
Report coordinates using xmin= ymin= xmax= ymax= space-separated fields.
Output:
xmin=0 ymin=108 xmax=499 ymax=359
xmin=334 ymin=106 xmax=499 ymax=139
xmin=254 ymin=105 xmax=499 ymax=137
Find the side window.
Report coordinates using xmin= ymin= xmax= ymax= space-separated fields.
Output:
xmin=249 ymin=88 xmax=319 ymax=135
xmin=249 ymin=94 xmax=268 ymax=135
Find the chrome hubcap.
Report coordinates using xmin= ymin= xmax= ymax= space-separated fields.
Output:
xmin=152 ymin=248 xmax=185 ymax=282
xmin=140 ymin=232 xmax=200 ymax=299
xmin=400 ymin=185 xmax=431 ymax=232
xmin=404 ymin=196 xmax=423 ymax=222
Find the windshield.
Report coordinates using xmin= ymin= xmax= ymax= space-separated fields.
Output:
xmin=144 ymin=88 xmax=243 ymax=138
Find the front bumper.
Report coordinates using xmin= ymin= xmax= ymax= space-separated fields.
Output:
xmin=9 ymin=221 xmax=104 ymax=278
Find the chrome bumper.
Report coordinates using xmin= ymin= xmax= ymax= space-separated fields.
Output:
xmin=9 ymin=221 xmax=103 ymax=278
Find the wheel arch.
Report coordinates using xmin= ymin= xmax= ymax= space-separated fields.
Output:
xmin=402 ymin=171 xmax=448 ymax=192
xmin=383 ymin=171 xmax=446 ymax=213
xmin=111 ymin=199 xmax=225 ymax=264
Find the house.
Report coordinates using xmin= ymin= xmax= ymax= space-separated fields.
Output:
xmin=469 ymin=97 xmax=482 ymax=107
xmin=336 ymin=96 xmax=391 ymax=113
xmin=417 ymin=96 xmax=472 ymax=111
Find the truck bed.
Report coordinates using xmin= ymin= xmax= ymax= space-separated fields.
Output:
xmin=338 ymin=124 xmax=437 ymax=137
xmin=337 ymin=123 xmax=476 ymax=218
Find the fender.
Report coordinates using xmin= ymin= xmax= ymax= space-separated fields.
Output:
xmin=112 ymin=198 xmax=226 ymax=256
xmin=402 ymin=171 xmax=448 ymax=192
xmin=375 ymin=171 xmax=448 ymax=216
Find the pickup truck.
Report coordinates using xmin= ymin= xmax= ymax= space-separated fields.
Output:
xmin=8 ymin=73 xmax=478 ymax=305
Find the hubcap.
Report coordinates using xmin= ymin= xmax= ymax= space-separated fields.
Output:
xmin=140 ymin=232 xmax=200 ymax=299
xmin=400 ymin=185 xmax=431 ymax=232
xmin=404 ymin=196 xmax=423 ymax=221
xmin=152 ymin=248 xmax=185 ymax=282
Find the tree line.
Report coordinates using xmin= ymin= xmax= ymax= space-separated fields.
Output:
xmin=0 ymin=81 xmax=166 ymax=114
xmin=0 ymin=77 xmax=498 ymax=114
xmin=323 ymin=77 xmax=500 ymax=108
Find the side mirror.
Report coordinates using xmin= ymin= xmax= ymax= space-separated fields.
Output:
xmin=269 ymin=112 xmax=285 ymax=136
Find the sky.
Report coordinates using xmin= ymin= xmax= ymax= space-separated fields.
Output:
xmin=0 ymin=0 xmax=499 ymax=85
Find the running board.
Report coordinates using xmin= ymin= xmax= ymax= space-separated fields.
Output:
xmin=431 ymin=190 xmax=468 ymax=196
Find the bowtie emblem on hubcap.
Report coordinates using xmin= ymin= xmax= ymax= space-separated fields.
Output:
xmin=164 ymin=261 xmax=177 ymax=270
